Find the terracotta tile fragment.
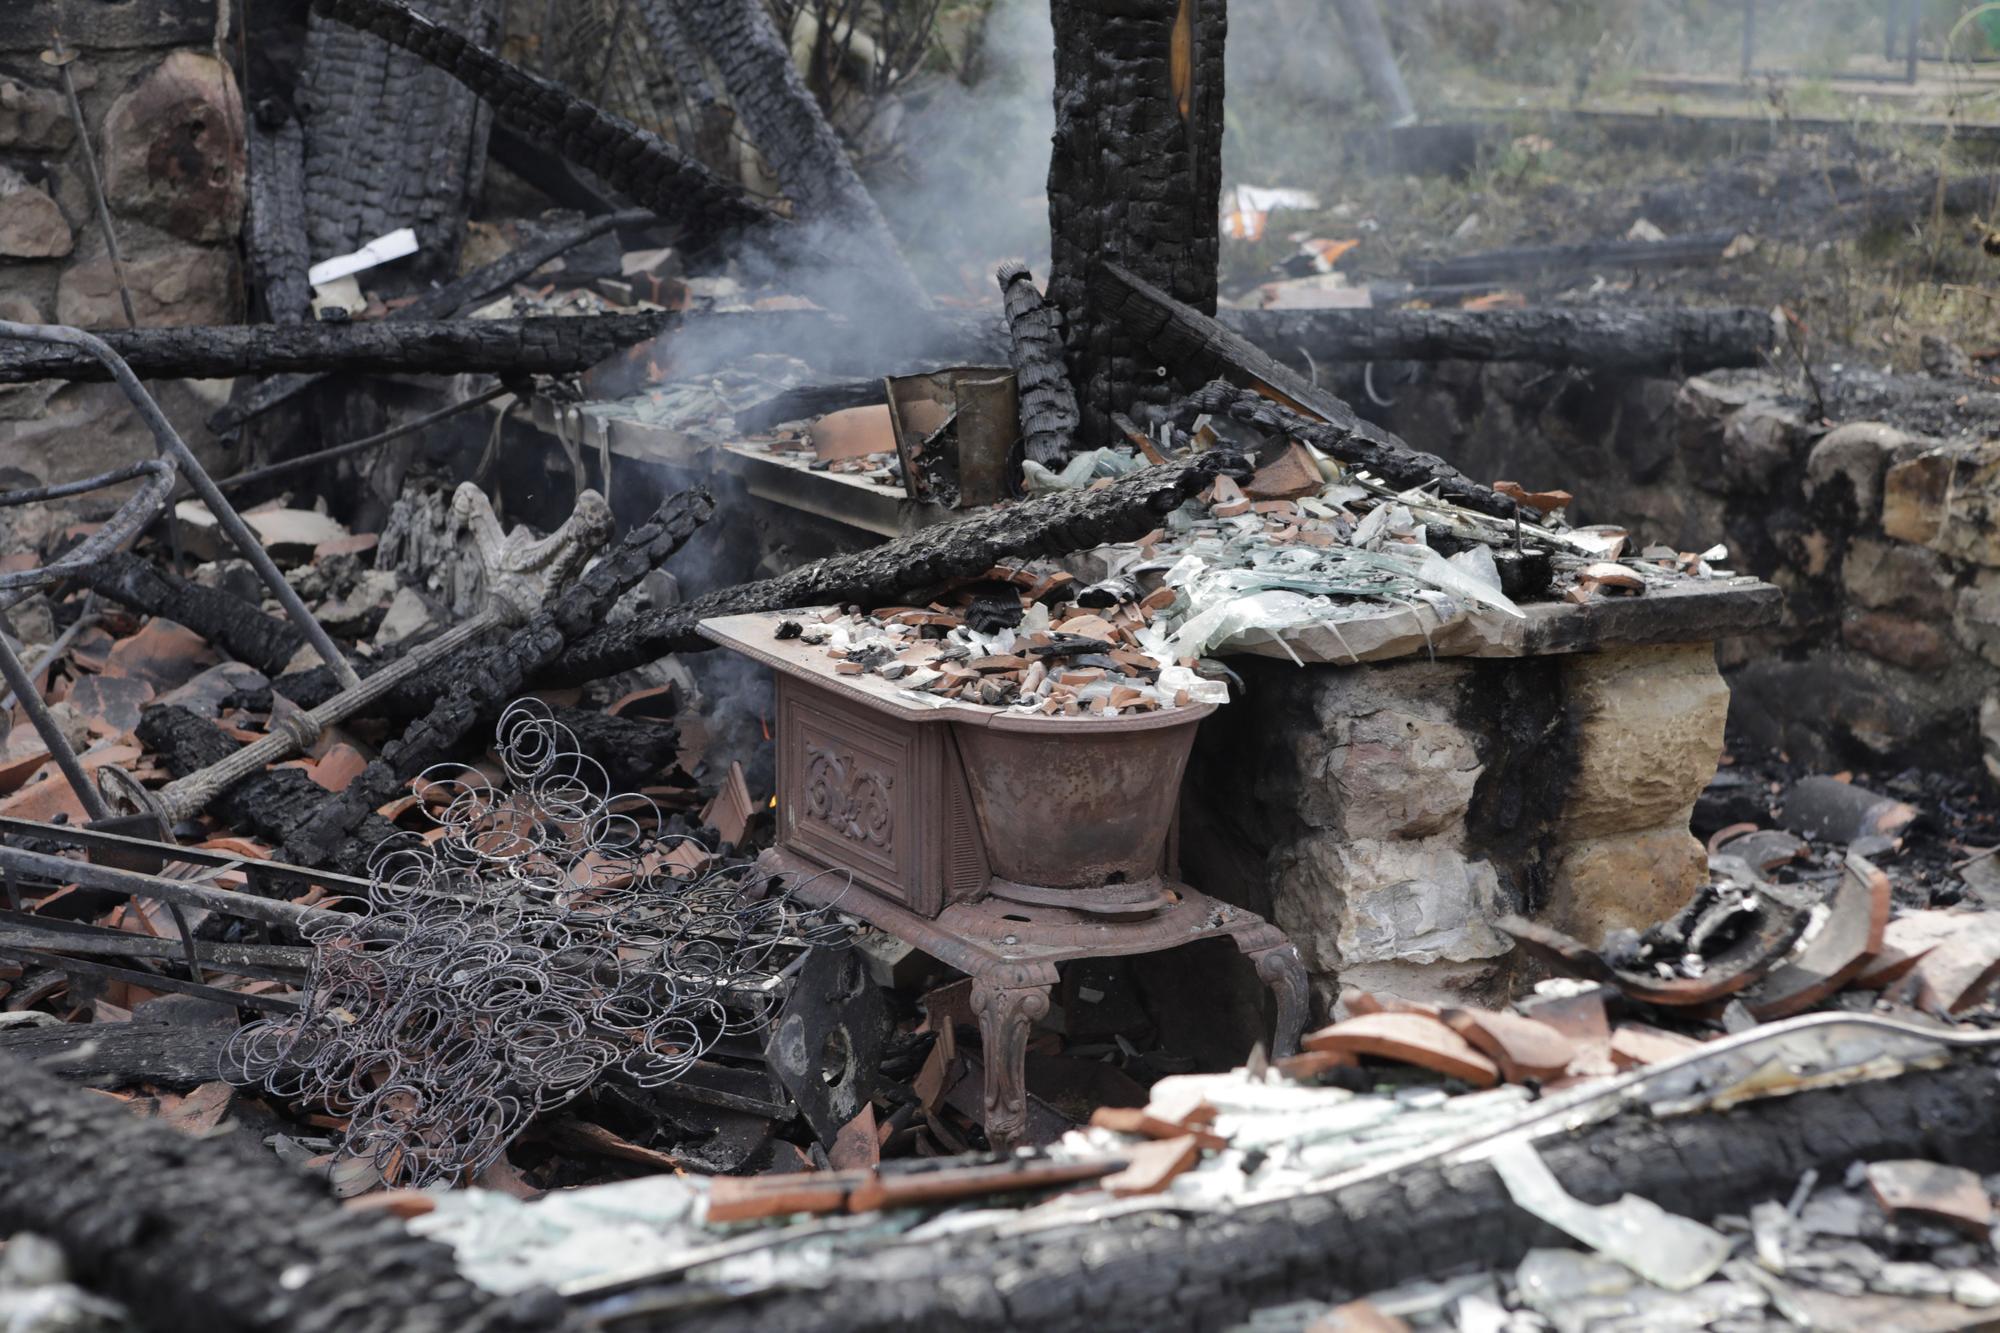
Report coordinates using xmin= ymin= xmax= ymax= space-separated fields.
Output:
xmin=1243 ymin=441 xmax=1324 ymax=501
xmin=1302 ymin=1012 xmax=1500 ymax=1088
xmin=102 ymin=620 xmax=217 ymax=692
xmin=311 ymin=742 xmax=369 ymax=794
xmin=1101 ymin=1135 xmax=1202 ymax=1197
xmin=1440 ymin=1007 xmax=1575 ymax=1082
xmin=1866 ymin=1160 xmax=1994 ymax=1237
xmin=1306 ymin=1301 xmax=1411 ymax=1333
xmin=1088 ymin=1106 xmax=1228 ymax=1151
xmin=1609 ymin=1023 xmax=1704 ymax=1069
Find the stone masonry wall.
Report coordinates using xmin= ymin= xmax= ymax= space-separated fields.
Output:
xmin=1318 ymin=357 xmax=2000 ymax=781
xmin=0 ymin=3 xmax=242 ymax=529
xmin=1181 ymin=642 xmax=1729 ymax=1015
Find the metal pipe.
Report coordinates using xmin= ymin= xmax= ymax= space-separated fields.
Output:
xmin=43 ymin=41 xmax=137 ymax=330
xmin=0 ymin=321 xmax=361 ymax=691
xmin=0 ymin=632 xmax=110 ymax=822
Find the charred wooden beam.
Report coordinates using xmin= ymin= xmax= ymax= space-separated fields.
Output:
xmin=997 ymin=263 xmax=1081 ymax=467
xmin=545 ymin=453 xmax=1237 ymax=684
xmin=74 ymin=553 xmax=304 ymax=678
xmin=0 ymin=1053 xmax=556 ymax=1332
xmin=298 ymin=0 xmax=497 ymax=290
xmin=310 ymin=0 xmax=781 ymax=249
xmin=1223 ymin=304 xmax=1777 ymax=375
xmin=671 ymin=0 xmax=927 ymax=310
xmin=0 ymin=313 xmax=672 ymax=385
xmin=281 ymin=489 xmax=715 ymax=870
xmin=664 ymin=1055 xmax=2000 ymax=1333
xmin=0 ymin=1020 xmax=232 ymax=1091
xmin=243 ymin=105 xmax=311 ymax=324
xmin=1048 ymin=0 xmax=1227 ymax=438
xmin=209 ymin=209 xmax=655 ymax=435
xmin=1177 ymin=380 xmax=1518 ymax=520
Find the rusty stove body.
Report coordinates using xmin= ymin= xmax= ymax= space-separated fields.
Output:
xmin=701 ymin=611 xmax=1308 ymax=1150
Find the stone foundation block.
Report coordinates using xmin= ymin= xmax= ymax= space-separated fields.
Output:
xmin=1557 ymin=643 xmax=1729 ymax=839
xmin=1545 ymin=823 xmax=1709 ymax=945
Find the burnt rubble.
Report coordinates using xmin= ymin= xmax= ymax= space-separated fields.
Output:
xmin=5 ymin=1 xmax=2000 ymax=1330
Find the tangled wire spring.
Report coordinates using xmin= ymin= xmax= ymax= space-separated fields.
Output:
xmin=222 ymin=699 xmax=853 ymax=1188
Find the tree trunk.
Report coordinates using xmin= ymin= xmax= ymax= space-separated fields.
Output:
xmin=297 ymin=0 xmax=496 ymax=292
xmin=1222 ymin=304 xmax=1776 ymax=376
xmin=670 ymin=0 xmax=927 ymax=311
xmin=0 ymin=1052 xmax=557 ymax=1333
xmin=1047 ymin=0 xmax=1227 ymax=441
xmin=310 ymin=0 xmax=780 ymax=250
xmin=1331 ymin=0 xmax=1415 ymax=126
xmin=0 ymin=314 xmax=675 ymax=385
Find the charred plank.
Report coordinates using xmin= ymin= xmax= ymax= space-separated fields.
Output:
xmin=0 ymin=314 xmax=674 ymax=385
xmin=243 ymin=105 xmax=311 ymax=324
xmin=0 ymin=1020 xmax=231 ymax=1091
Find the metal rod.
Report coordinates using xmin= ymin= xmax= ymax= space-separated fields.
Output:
xmin=0 ymin=597 xmax=97 ymax=715
xmin=0 ymin=459 xmax=159 ymax=508
xmin=0 ymin=842 xmax=349 ymax=932
xmin=0 ymin=943 xmax=298 ymax=1014
xmin=214 ymin=384 xmax=508 ymax=493
xmin=0 ymin=633 xmax=111 ymax=822
xmin=45 ymin=40 xmax=137 ymax=330
xmin=0 ymin=321 xmax=361 ymax=691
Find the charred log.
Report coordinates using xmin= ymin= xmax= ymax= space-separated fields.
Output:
xmin=635 ymin=0 xmax=735 ymax=167
xmin=544 ymin=454 xmax=1235 ymax=683
xmin=136 ymin=705 xmax=398 ymax=878
xmin=1222 ymin=304 xmax=1776 ymax=375
xmin=0 ymin=1053 xmax=561 ymax=1333
xmin=210 ymin=209 xmax=655 ymax=434
xmin=243 ymin=106 xmax=311 ymax=324
xmin=668 ymin=1056 xmax=2000 ymax=1333
xmin=997 ymin=262 xmax=1080 ymax=467
xmin=0 ymin=314 xmax=674 ymax=385
xmin=0 ymin=1020 xmax=233 ymax=1090
xmin=309 ymin=0 xmax=781 ymax=249
xmin=297 ymin=0 xmax=497 ymax=290
xmin=487 ymin=124 xmax=631 ymax=217
xmin=281 ymin=489 xmax=715 ymax=870
xmin=547 ymin=705 xmax=680 ymax=791
xmin=74 ymin=553 xmax=304 ymax=678
xmin=1047 ymin=0 xmax=1227 ymax=439
xmin=670 ymin=0 xmax=927 ymax=309
xmin=1177 ymin=380 xmax=1519 ymax=520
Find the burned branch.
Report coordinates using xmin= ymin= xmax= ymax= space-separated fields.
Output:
xmin=73 ymin=552 xmax=305 ymax=678
xmin=0 ymin=314 xmax=674 ymax=385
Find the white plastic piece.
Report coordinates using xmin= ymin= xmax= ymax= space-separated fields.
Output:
xmin=309 ymin=226 xmax=420 ymax=286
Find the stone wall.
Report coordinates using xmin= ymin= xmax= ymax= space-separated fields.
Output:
xmin=1317 ymin=357 xmax=2000 ymax=780
xmin=0 ymin=4 xmax=241 ymax=510
xmin=1181 ymin=642 xmax=1729 ymax=1014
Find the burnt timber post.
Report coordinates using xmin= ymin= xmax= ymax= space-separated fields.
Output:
xmin=1047 ymin=0 xmax=1226 ymax=441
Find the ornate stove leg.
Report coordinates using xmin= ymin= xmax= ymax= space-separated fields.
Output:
xmin=969 ymin=961 xmax=1058 ymax=1152
xmin=1237 ymin=930 xmax=1310 ymax=1058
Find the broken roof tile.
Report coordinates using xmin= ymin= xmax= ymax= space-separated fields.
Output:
xmin=1302 ymin=1012 xmax=1501 ymax=1088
